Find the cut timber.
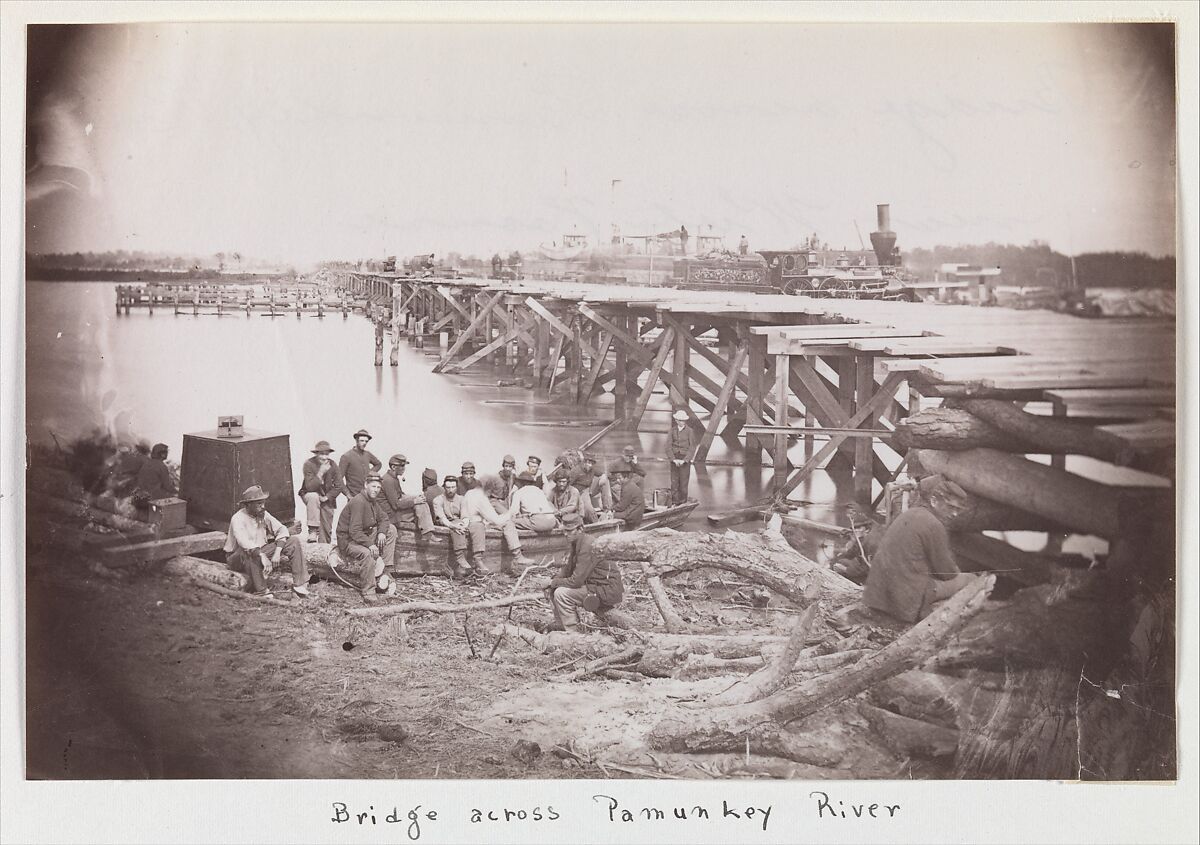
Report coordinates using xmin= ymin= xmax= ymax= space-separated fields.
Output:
xmin=591 ymin=526 xmax=859 ymax=611
xmin=950 ymin=533 xmax=1055 ymax=586
xmin=857 ymin=701 xmax=960 ymax=759
xmin=951 ymin=398 xmax=1139 ymax=464
xmin=163 ymin=555 xmax=247 ymax=591
xmin=489 ymin=623 xmax=792 ymax=657
xmin=1096 ymin=420 xmax=1175 ymax=453
xmin=706 ymin=603 xmax=820 ymax=706
xmin=912 ymin=448 xmax=1160 ymax=539
xmin=101 ymin=531 xmax=227 ymax=567
xmin=645 ymin=575 xmax=994 ymax=753
xmin=892 ymin=408 xmax=1030 ymax=453
xmin=348 ymin=592 xmax=545 ymax=618
xmin=706 ymin=505 xmax=769 ymax=528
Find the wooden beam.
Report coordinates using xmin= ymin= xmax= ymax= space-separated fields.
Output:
xmin=693 ymin=343 xmax=749 ymax=462
xmin=773 ymin=354 xmax=792 ymax=489
xmin=433 ymin=290 xmax=504 ymax=373
xmin=580 ymin=330 xmax=613 ymax=401
xmin=625 ymin=326 xmax=675 ymax=430
xmin=855 ymin=354 xmax=877 ymax=503
xmin=775 ymin=372 xmax=906 ymax=499
xmin=526 ymin=298 xmax=600 ymax=358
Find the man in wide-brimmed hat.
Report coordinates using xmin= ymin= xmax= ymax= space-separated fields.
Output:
xmin=299 ymin=439 xmax=345 ymax=543
xmin=861 ymin=474 xmax=978 ymax=625
xmin=335 ymin=473 xmax=396 ymax=603
xmin=223 ymin=485 xmax=310 ymax=599
xmin=609 ymin=459 xmax=645 ymax=529
xmin=380 ymin=453 xmax=434 ymax=549
xmin=667 ymin=408 xmax=695 ymax=506
xmin=339 ymin=428 xmax=382 ymax=498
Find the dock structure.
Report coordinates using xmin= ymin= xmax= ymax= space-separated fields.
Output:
xmin=114 ymin=283 xmax=367 ymax=317
xmin=338 ymin=271 xmax=1176 ymax=513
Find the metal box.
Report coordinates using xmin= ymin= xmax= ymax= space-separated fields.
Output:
xmin=180 ymin=428 xmax=295 ymax=530
xmin=148 ymin=497 xmax=188 ymax=533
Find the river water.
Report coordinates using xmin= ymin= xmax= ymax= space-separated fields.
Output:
xmin=25 ymin=281 xmax=856 ymax=531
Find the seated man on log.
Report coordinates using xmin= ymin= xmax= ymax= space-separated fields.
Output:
xmin=456 ymin=461 xmax=482 ymax=493
xmin=548 ymin=471 xmax=586 ymax=530
xmin=509 ymin=471 xmax=560 ymax=533
xmin=610 ymin=460 xmax=645 ymax=529
xmin=223 ymin=485 xmax=310 ymax=599
xmin=381 ymin=453 xmax=434 ymax=548
xmin=432 ymin=475 xmax=474 ymax=577
xmin=299 ymin=439 xmax=344 ymax=543
xmin=133 ymin=442 xmax=177 ymax=509
xmin=491 ymin=455 xmax=518 ymax=513
xmin=861 ymin=476 xmax=977 ymax=625
xmin=336 ymin=473 xmax=397 ymax=603
xmin=545 ymin=522 xmax=624 ymax=632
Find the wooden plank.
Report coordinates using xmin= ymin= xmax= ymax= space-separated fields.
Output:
xmin=982 ymin=374 xmax=1155 ymax=390
xmin=101 ymin=531 xmax=228 ymax=567
xmin=876 ymin=341 xmax=1015 ymax=356
xmin=773 ymin=354 xmax=791 ymax=482
xmin=1096 ymin=420 xmax=1175 ymax=450
xmin=525 ymin=297 xmax=600 ymax=358
xmin=743 ymin=425 xmax=893 ymax=437
xmin=1043 ymin=387 xmax=1176 ymax=405
xmin=769 ymin=325 xmax=925 ymax=339
xmin=580 ymin=330 xmax=613 ymax=401
xmin=855 ymin=354 xmax=876 ymax=502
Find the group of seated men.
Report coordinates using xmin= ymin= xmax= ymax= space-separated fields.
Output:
xmin=294 ymin=428 xmax=652 ymax=583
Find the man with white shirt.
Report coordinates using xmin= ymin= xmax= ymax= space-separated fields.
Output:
xmin=509 ymin=471 xmax=559 ymax=533
xmin=224 ymin=485 xmax=309 ymax=599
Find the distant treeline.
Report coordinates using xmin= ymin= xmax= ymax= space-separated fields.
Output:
xmin=27 ymin=267 xmax=290 ymax=283
xmin=903 ymin=242 xmax=1175 ymax=288
xmin=26 ymin=250 xmax=293 ymax=276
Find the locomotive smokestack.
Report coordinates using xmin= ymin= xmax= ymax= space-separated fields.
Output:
xmin=869 ymin=203 xmax=897 ymax=266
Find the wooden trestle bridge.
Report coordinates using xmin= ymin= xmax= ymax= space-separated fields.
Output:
xmin=324 ymin=272 xmax=1179 ymax=508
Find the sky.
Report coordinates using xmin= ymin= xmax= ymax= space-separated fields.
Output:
xmin=24 ymin=22 xmax=1177 ymax=265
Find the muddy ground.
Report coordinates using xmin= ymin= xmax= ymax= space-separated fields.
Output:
xmin=24 ymin=535 xmax=807 ymax=781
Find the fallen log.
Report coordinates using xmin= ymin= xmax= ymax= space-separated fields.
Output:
xmin=644 ymin=572 xmax=689 ymax=633
xmin=950 ymin=532 xmax=1057 ymax=586
xmin=559 ymin=647 xmax=644 ymax=682
xmin=348 ymin=592 xmax=546 ymax=618
xmin=951 ymin=398 xmax=1135 ymax=465
xmin=913 ymin=448 xmax=1158 ymax=539
xmin=163 ymin=554 xmax=247 ymax=591
xmin=100 ymin=531 xmax=227 ymax=567
xmin=645 ymin=575 xmax=994 ymax=753
xmin=929 ymin=579 xmax=1129 ymax=674
xmin=671 ymin=653 xmax=765 ymax=680
xmin=893 ymin=407 xmax=1030 ymax=453
xmin=857 ymin=701 xmax=959 ymax=759
xmin=707 ymin=603 xmax=820 ymax=706
xmin=187 ymin=576 xmax=289 ymax=606
xmin=592 ymin=525 xmax=858 ymax=612
xmin=489 ymin=622 xmax=793 ymax=657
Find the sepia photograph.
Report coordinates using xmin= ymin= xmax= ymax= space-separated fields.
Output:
xmin=2 ymin=2 xmax=1196 ymax=842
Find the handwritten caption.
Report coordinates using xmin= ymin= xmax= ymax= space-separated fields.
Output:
xmin=329 ymin=790 xmax=900 ymax=839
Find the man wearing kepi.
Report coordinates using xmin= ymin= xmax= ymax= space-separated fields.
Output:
xmin=339 ymin=428 xmax=382 ymax=497
xmin=862 ymin=475 xmax=978 ymax=625
xmin=299 ymin=439 xmax=344 ymax=543
xmin=610 ymin=459 xmax=645 ymax=529
xmin=336 ymin=473 xmax=397 ymax=603
xmin=546 ymin=523 xmax=624 ymax=632
xmin=381 ymin=453 xmax=434 ymax=548
xmin=667 ymin=408 xmax=695 ymax=505
xmin=224 ymin=485 xmax=309 ymax=599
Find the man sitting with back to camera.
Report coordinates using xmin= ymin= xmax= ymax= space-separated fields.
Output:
xmin=861 ymin=475 xmax=980 ymax=625
xmin=509 ymin=470 xmax=560 ymax=533
xmin=223 ymin=485 xmax=310 ymax=599
xmin=335 ymin=472 xmax=397 ymax=603
xmin=545 ymin=521 xmax=624 ymax=632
